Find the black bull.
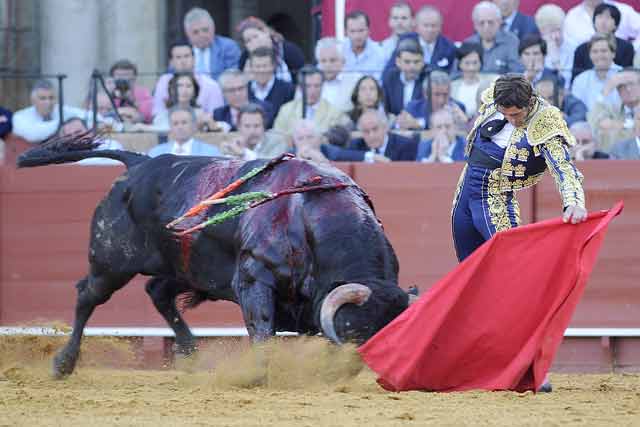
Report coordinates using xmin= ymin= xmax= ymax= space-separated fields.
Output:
xmin=17 ymin=140 xmax=409 ymax=378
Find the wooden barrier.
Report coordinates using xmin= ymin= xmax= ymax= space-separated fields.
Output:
xmin=1 ymin=148 xmax=639 ymax=371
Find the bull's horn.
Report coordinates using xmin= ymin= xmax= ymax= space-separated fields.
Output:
xmin=320 ymin=283 xmax=372 ymax=345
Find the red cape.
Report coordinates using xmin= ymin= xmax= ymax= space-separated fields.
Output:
xmin=358 ymin=202 xmax=623 ymax=392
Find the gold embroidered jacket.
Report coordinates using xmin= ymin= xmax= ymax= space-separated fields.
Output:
xmin=465 ymin=86 xmax=585 ymax=208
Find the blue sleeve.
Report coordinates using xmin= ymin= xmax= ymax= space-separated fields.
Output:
xmin=0 ymin=107 xmax=12 ymax=138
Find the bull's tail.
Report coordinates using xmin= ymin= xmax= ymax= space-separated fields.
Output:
xmin=16 ymin=130 xmax=148 ymax=170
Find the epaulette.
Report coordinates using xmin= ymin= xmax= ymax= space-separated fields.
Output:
xmin=477 ymin=82 xmax=496 ymax=115
xmin=526 ymin=105 xmax=575 ymax=147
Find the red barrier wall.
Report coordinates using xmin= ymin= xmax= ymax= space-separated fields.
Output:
xmin=2 ymin=161 xmax=638 ymax=329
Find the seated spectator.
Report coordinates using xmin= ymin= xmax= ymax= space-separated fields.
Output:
xmin=342 ymin=11 xmax=386 ymax=79
xmin=465 ymin=2 xmax=523 ymax=74
xmin=588 ymin=69 xmax=640 ymax=151
xmin=398 ymin=71 xmax=467 ymax=133
xmin=348 ymin=75 xmax=387 ymax=127
xmin=383 ymin=6 xmax=457 ymax=77
xmin=519 ymin=34 xmax=558 ymax=85
xmin=0 ymin=106 xmax=12 ymax=139
xmin=416 ymin=109 xmax=466 ymax=163
xmin=236 ymin=16 xmax=305 ymax=84
xmin=214 ymin=69 xmax=274 ymax=131
xmin=273 ymin=66 xmax=349 ymax=136
xmin=383 ymin=38 xmax=425 ymax=116
xmin=248 ymin=46 xmax=294 ymax=118
xmin=151 ymin=72 xmax=222 ymax=133
xmin=493 ymin=0 xmax=540 ymax=40
xmin=183 ymin=7 xmax=241 ymax=79
xmin=572 ymin=33 xmax=622 ymax=111
xmin=153 ymin=41 xmax=224 ymax=117
xmin=316 ymin=37 xmax=362 ymax=113
xmin=291 ymin=119 xmax=331 ymax=164
xmin=535 ymin=75 xmax=587 ymax=127
xmin=148 ymin=106 xmax=221 ymax=157
xmin=571 ymin=4 xmax=635 ymax=81
xmin=346 ymin=109 xmax=418 ymax=162
xmin=609 ymin=107 xmax=640 ymax=159
xmin=569 ymin=121 xmax=610 ymax=160
xmin=58 ymin=117 xmax=124 ymax=165
xmin=534 ymin=4 xmax=573 ymax=90
xmin=564 ymin=0 xmax=640 ymax=53
xmin=380 ymin=2 xmax=414 ymax=62
xmin=13 ymin=79 xmax=85 ymax=143
xmin=220 ymin=103 xmax=289 ymax=160
xmin=106 ymin=59 xmax=153 ymax=123
xmin=450 ymin=42 xmax=499 ymax=117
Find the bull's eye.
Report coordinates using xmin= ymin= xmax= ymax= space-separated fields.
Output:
xmin=345 ymin=321 xmax=351 ymax=327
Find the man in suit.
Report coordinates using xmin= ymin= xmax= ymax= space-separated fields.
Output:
xmin=569 ymin=121 xmax=610 ymax=160
xmin=347 ymin=109 xmax=418 ymax=162
xmin=273 ymin=66 xmax=349 ymax=136
xmin=382 ymin=5 xmax=456 ymax=77
xmin=416 ymin=109 xmax=467 ymax=163
xmin=183 ymin=7 xmax=241 ymax=80
xmin=397 ymin=70 xmax=467 ymax=134
xmin=493 ymin=0 xmax=539 ymax=40
xmin=383 ymin=38 xmax=425 ymax=116
xmin=248 ymin=47 xmax=295 ymax=118
xmin=220 ymin=103 xmax=289 ymax=160
xmin=610 ymin=107 xmax=640 ymax=160
xmin=465 ymin=2 xmax=523 ymax=74
xmin=214 ymin=69 xmax=274 ymax=131
xmin=148 ymin=106 xmax=221 ymax=157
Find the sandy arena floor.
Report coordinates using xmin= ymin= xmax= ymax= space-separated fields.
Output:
xmin=1 ymin=335 xmax=639 ymax=427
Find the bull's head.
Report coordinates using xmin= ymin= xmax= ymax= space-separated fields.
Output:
xmin=319 ymin=282 xmax=410 ymax=345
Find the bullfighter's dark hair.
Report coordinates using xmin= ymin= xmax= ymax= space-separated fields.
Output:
xmin=518 ymin=34 xmax=547 ymax=57
xmin=345 ymin=10 xmax=370 ymax=28
xmin=493 ymin=74 xmax=533 ymax=109
xmin=237 ymin=102 xmax=266 ymax=126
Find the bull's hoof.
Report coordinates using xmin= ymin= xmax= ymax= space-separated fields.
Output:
xmin=52 ymin=351 xmax=78 ymax=380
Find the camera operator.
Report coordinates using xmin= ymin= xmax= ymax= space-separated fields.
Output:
xmin=106 ymin=59 xmax=153 ymax=123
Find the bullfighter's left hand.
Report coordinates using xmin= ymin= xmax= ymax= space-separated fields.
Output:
xmin=563 ymin=205 xmax=588 ymax=224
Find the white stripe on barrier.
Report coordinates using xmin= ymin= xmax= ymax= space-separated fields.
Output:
xmin=1 ymin=326 xmax=639 ymax=338
xmin=0 ymin=326 xmax=298 ymax=337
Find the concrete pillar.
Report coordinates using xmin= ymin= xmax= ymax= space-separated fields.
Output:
xmin=98 ymin=0 xmax=166 ymax=91
xmin=40 ymin=0 xmax=99 ymax=107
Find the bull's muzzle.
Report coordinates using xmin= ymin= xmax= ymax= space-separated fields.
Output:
xmin=320 ymin=283 xmax=372 ymax=345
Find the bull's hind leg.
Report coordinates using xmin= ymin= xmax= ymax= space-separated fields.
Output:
xmin=145 ymin=277 xmax=197 ymax=356
xmin=53 ymin=272 xmax=134 ymax=379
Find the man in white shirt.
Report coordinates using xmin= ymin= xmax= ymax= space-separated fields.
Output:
xmin=12 ymin=80 xmax=86 ymax=143
xmin=148 ymin=106 xmax=220 ymax=157
xmin=152 ymin=41 xmax=224 ymax=117
xmin=380 ymin=2 xmax=414 ymax=63
xmin=183 ymin=7 xmax=241 ymax=79
xmin=342 ymin=11 xmax=386 ymax=79
xmin=315 ymin=37 xmax=362 ymax=113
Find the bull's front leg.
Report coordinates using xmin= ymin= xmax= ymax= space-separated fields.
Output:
xmin=233 ymin=260 xmax=276 ymax=342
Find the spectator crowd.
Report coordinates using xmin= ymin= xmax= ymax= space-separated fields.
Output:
xmin=2 ymin=0 xmax=640 ymax=164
